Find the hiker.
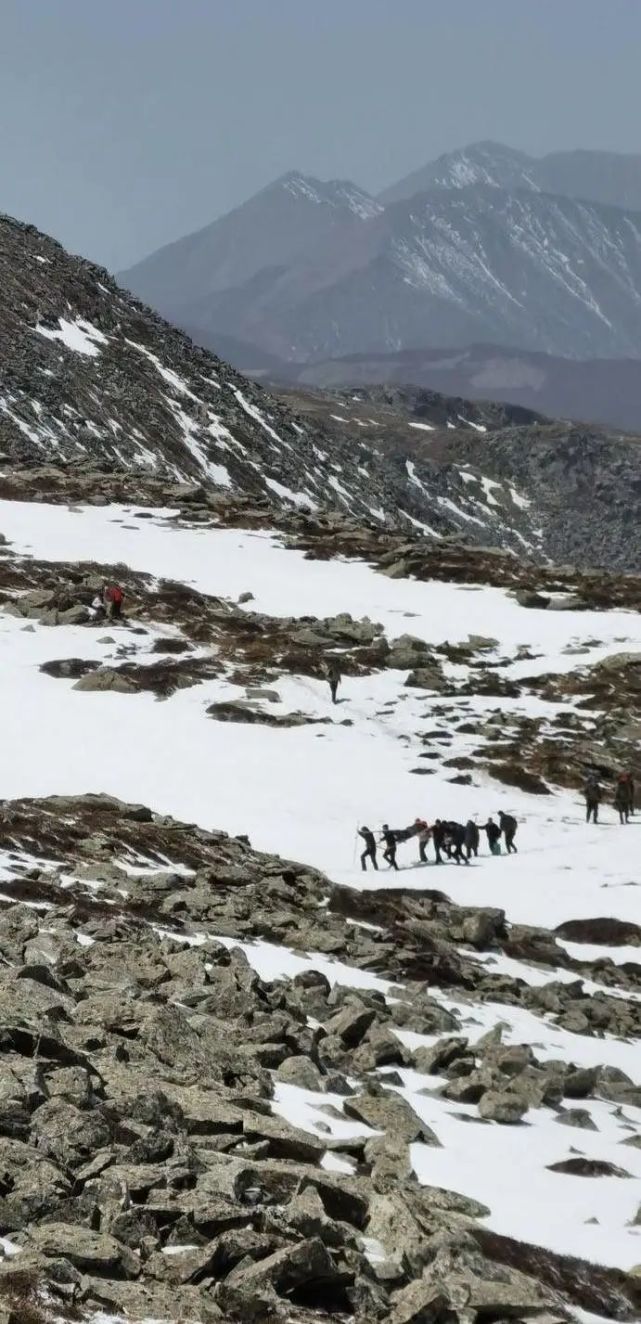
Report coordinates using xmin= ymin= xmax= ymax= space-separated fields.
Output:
xmin=380 ymin=824 xmax=399 ymax=871
xmin=464 ymin=820 xmax=480 ymax=860
xmin=483 ymin=817 xmax=502 ymax=856
xmin=414 ymin=817 xmax=430 ymax=863
xmin=584 ymin=774 xmax=601 ymax=824
xmin=358 ymin=826 xmax=378 ymax=871
xmin=614 ymin=779 xmax=631 ymax=825
xmin=431 ymin=819 xmax=448 ymax=864
xmin=498 ymin=810 xmax=518 ymax=854
xmin=326 ymin=659 xmax=341 ymax=705
xmin=104 ymin=583 xmax=124 ymax=621
xmin=617 ymin=772 xmax=635 ymax=819
xmin=443 ymin=821 xmax=469 ymax=865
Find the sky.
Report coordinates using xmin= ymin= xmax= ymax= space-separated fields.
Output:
xmin=1 ymin=0 xmax=640 ymax=273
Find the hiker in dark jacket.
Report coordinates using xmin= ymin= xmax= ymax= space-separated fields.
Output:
xmin=443 ymin=821 xmax=469 ymax=865
xmin=358 ymin=827 xmax=378 ymax=871
xmin=431 ymin=819 xmax=447 ymax=864
xmin=584 ymin=776 xmax=601 ymax=824
xmin=483 ymin=817 xmax=501 ymax=855
xmin=464 ymin=820 xmax=480 ymax=860
xmin=614 ymin=780 xmax=631 ymax=825
xmin=498 ymin=811 xmax=518 ymax=854
xmin=616 ymin=772 xmax=634 ymax=821
xmin=380 ymin=824 xmax=399 ymax=871
xmin=326 ymin=659 xmax=341 ymax=704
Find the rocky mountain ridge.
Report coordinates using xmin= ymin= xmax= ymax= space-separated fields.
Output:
xmin=380 ymin=141 xmax=641 ymax=211
xmin=120 ymin=146 xmax=641 ymax=365
xmin=119 ymin=172 xmax=381 ymax=316
xmin=8 ymin=208 xmax=641 ymax=572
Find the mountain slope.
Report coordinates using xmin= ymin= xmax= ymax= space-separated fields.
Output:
xmin=119 ymin=171 xmax=381 ymax=317
xmin=0 ymin=209 xmax=409 ymax=521
xmin=118 ymin=147 xmax=641 ymax=368
xmin=379 ymin=140 xmax=540 ymax=203
xmin=186 ymin=185 xmax=641 ymax=361
xmin=4 ymin=208 xmax=641 ymax=572
xmin=286 ymin=343 xmax=641 ymax=434
xmin=382 ymin=140 xmax=641 ymax=211
xmin=0 ymin=487 xmax=640 ymax=1321
xmin=275 ymin=382 xmax=641 ymax=570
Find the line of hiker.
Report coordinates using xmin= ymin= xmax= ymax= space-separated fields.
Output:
xmin=358 ymin=812 xmax=517 ymax=871
xmin=584 ymin=771 xmax=635 ymax=825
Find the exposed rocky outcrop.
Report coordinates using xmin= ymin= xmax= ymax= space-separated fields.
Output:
xmin=0 ymin=794 xmax=637 ymax=1322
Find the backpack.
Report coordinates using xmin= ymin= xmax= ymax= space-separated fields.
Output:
xmin=107 ymin=585 xmax=124 ymax=605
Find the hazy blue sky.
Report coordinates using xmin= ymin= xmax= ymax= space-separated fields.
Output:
xmin=1 ymin=0 xmax=639 ymax=272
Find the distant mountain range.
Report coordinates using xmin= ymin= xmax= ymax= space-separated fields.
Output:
xmin=379 ymin=140 xmax=641 ymax=210
xmin=119 ymin=141 xmax=641 ymax=368
xmin=5 ymin=207 xmax=641 ymax=571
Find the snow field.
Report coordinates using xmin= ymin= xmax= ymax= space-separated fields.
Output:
xmin=0 ymin=499 xmax=639 ymax=1274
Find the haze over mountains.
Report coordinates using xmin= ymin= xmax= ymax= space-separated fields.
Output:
xmin=3 ymin=208 xmax=641 ymax=574
xmin=120 ymin=141 xmax=641 ymax=400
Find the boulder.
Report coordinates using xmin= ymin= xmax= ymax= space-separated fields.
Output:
xmin=242 ymin=1112 xmax=327 ymax=1164
xmin=514 ymin=589 xmax=550 ymax=609
xmin=555 ymin=1108 xmax=598 ymax=1131
xmin=366 ymin=1135 xmax=414 ymax=1194
xmin=344 ymin=1091 xmax=440 ymax=1145
xmin=274 ymin=1056 xmax=325 ymax=1090
xmin=22 ymin=590 xmax=56 ymax=609
xmin=73 ymin=668 xmax=137 ymax=693
xmin=325 ymin=613 xmax=380 ymax=644
xmin=405 ymin=666 xmax=447 ymax=692
xmin=466 ymin=634 xmax=499 ymax=651
xmin=58 ymin=604 xmax=90 ymax=625
xmin=324 ymin=1003 xmax=377 ymax=1047
xmin=389 ymin=1277 xmax=450 ymax=1324
xmin=478 ymin=1090 xmax=528 ymax=1123
xmin=27 ymin=1222 xmax=138 ymax=1276
xmin=219 ymin=1235 xmax=350 ymax=1310
xmin=412 ymin=1037 xmax=469 ymax=1076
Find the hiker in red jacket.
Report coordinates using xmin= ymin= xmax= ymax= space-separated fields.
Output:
xmin=103 ymin=583 xmax=124 ymax=620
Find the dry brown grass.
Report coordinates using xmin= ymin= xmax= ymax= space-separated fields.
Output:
xmin=0 ymin=1268 xmax=82 ymax=1324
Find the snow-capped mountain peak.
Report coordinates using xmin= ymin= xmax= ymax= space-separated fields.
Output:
xmin=280 ymin=170 xmax=382 ymax=219
xmin=380 ymin=140 xmax=540 ymax=204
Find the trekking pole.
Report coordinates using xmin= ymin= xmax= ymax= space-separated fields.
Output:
xmin=352 ymin=825 xmax=358 ymax=866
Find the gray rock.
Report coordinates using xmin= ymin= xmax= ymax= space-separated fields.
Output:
xmin=344 ymin=1091 xmax=441 ymax=1145
xmin=27 ymin=1221 xmax=138 ymax=1276
xmin=515 ymin=589 xmax=550 ymax=609
xmin=324 ymin=1002 xmax=377 ymax=1047
xmin=478 ymin=1090 xmax=528 ymax=1123
xmin=405 ymin=665 xmax=447 ymax=692
xmin=412 ymin=1036 xmax=469 ymax=1075
xmin=555 ymin=1108 xmax=598 ymax=1131
xmin=389 ymin=1276 xmax=450 ymax=1323
xmin=274 ymin=1056 xmax=325 ymax=1090
xmin=73 ymin=667 xmax=137 ymax=693
xmin=219 ymin=1235 xmax=347 ymax=1308
xmin=58 ymin=603 xmax=90 ymax=625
